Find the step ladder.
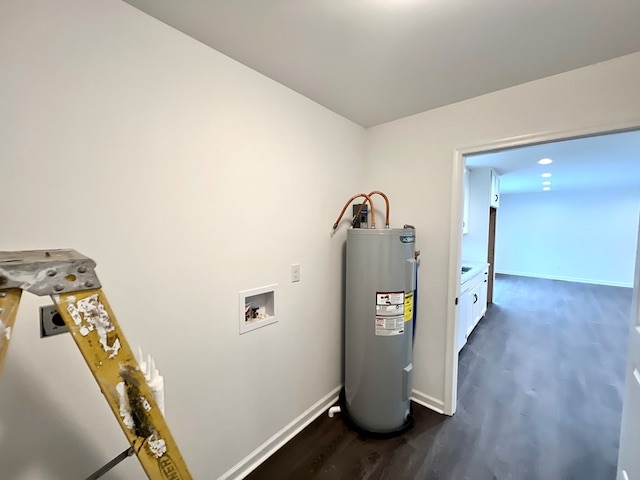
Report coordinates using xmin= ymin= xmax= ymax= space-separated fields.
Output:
xmin=0 ymin=249 xmax=193 ymax=480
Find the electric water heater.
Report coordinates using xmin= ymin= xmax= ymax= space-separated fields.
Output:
xmin=343 ymin=226 xmax=416 ymax=435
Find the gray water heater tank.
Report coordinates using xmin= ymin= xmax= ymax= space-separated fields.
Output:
xmin=343 ymin=227 xmax=416 ymax=435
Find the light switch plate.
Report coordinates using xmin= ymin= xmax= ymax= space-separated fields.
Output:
xmin=291 ymin=264 xmax=300 ymax=283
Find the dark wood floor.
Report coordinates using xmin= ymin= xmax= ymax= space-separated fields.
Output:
xmin=246 ymin=275 xmax=632 ymax=480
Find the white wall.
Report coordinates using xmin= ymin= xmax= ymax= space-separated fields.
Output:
xmin=0 ymin=1 xmax=364 ymax=479
xmin=366 ymin=52 xmax=640 ymax=413
xmin=495 ymin=189 xmax=640 ymax=287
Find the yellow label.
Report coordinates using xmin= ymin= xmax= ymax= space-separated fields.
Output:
xmin=404 ymin=292 xmax=414 ymax=322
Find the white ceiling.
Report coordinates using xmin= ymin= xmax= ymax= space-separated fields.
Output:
xmin=123 ymin=0 xmax=640 ymax=128
xmin=466 ymin=130 xmax=640 ymax=194
xmin=120 ymin=1 xmax=640 ymax=194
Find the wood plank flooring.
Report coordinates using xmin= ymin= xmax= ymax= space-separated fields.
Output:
xmin=245 ymin=275 xmax=632 ymax=480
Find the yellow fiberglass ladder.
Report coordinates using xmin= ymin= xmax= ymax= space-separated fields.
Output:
xmin=0 ymin=249 xmax=192 ymax=480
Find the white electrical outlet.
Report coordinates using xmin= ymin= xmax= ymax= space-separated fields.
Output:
xmin=291 ymin=264 xmax=301 ymax=283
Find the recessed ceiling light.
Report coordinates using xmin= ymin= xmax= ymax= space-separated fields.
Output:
xmin=543 ymin=187 xmax=551 ymax=191
xmin=541 ymin=173 xmax=552 ymax=178
xmin=542 ymin=181 xmax=551 ymax=186
xmin=538 ymin=158 xmax=553 ymax=165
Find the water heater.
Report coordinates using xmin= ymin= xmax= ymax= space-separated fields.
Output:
xmin=343 ymin=226 xmax=416 ymax=435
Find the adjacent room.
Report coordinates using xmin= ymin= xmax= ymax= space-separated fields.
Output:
xmin=1 ymin=1 xmax=640 ymax=479
xmin=454 ymin=132 xmax=640 ymax=478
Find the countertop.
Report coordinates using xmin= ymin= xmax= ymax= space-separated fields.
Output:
xmin=461 ymin=261 xmax=489 ymax=288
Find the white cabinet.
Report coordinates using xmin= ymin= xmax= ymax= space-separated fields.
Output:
xmin=457 ymin=290 xmax=471 ymax=352
xmin=458 ymin=263 xmax=489 ymax=352
xmin=463 ymin=167 xmax=497 ymax=238
xmin=462 ymin=168 xmax=470 ymax=235
xmin=469 ymin=273 xmax=488 ymax=333
xmin=480 ymin=272 xmax=488 ymax=316
xmin=490 ymin=169 xmax=500 ymax=209
xmin=467 ymin=281 xmax=482 ymax=335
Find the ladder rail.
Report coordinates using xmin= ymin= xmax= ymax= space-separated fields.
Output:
xmin=0 ymin=250 xmax=193 ymax=480
xmin=0 ymin=288 xmax=22 ymax=380
xmin=53 ymin=289 xmax=193 ymax=480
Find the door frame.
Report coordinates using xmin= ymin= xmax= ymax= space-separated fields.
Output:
xmin=444 ymin=118 xmax=640 ymax=415
xmin=487 ymin=206 xmax=497 ymax=303
xmin=616 ymin=209 xmax=640 ymax=479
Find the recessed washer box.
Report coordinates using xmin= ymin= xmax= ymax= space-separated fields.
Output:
xmin=239 ymin=284 xmax=277 ymax=334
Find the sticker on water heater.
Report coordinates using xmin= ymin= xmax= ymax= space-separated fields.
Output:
xmin=376 ymin=291 xmax=404 ymax=317
xmin=376 ymin=292 xmax=404 ymax=305
xmin=404 ymin=292 xmax=414 ymax=322
xmin=375 ymin=316 xmax=404 ymax=336
xmin=376 ymin=304 xmax=404 ymax=316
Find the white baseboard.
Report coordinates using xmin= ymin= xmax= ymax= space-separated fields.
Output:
xmin=495 ymin=270 xmax=633 ymax=288
xmin=411 ymin=389 xmax=445 ymax=414
xmin=218 ymin=385 xmax=342 ymax=480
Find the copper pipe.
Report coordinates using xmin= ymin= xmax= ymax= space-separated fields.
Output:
xmin=332 ymin=193 xmax=375 ymax=232
xmin=367 ymin=191 xmax=390 ymax=227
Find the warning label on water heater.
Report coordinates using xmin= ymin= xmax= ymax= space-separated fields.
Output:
xmin=375 ymin=291 xmax=405 ymax=336
xmin=375 ymin=316 xmax=404 ymax=336
xmin=404 ymin=292 xmax=414 ymax=322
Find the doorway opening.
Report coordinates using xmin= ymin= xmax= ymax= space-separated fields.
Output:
xmin=449 ymin=126 xmax=640 ymax=476
xmin=446 ymin=122 xmax=640 ymax=417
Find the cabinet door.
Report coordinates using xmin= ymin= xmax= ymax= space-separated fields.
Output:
xmin=468 ymin=282 xmax=482 ymax=335
xmin=479 ymin=270 xmax=488 ymax=318
xmin=458 ymin=291 xmax=471 ymax=351
xmin=490 ymin=169 xmax=500 ymax=208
